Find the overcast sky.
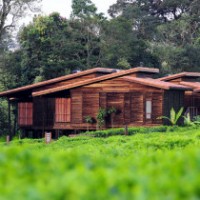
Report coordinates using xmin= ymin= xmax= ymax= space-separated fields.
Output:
xmin=40 ymin=0 xmax=117 ymax=18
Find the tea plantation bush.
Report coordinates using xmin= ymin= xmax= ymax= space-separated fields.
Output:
xmin=1 ymin=127 xmax=200 ymax=199
xmin=82 ymin=126 xmax=194 ymax=137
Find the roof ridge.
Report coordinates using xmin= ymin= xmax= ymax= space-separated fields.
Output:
xmin=32 ymin=67 xmax=159 ymax=96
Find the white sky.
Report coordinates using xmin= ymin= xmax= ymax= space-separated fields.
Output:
xmin=40 ymin=0 xmax=117 ymax=18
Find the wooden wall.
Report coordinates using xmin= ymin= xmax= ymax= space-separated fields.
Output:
xmin=33 ymin=97 xmax=55 ymax=129
xmin=82 ymin=91 xmax=99 ymax=123
xmin=71 ymin=90 xmax=82 ymax=124
xmin=69 ymin=79 xmax=164 ymax=130
xmin=163 ymin=90 xmax=184 ymax=125
xmin=18 ymin=102 xmax=33 ymax=126
xmin=33 ymin=72 xmax=105 ymax=93
xmin=18 ymin=78 xmax=178 ymax=132
xmin=184 ymin=92 xmax=200 ymax=119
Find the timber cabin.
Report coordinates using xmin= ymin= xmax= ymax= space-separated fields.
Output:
xmin=158 ymin=72 xmax=200 ymax=119
xmin=0 ymin=67 xmax=199 ymax=138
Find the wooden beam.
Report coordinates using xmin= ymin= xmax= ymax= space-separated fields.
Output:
xmin=7 ymin=98 xmax=12 ymax=140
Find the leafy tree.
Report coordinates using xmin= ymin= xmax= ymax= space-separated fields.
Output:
xmin=0 ymin=98 xmax=8 ymax=136
xmin=70 ymin=0 xmax=106 ymax=69
xmin=101 ymin=16 xmax=159 ymax=69
xmin=18 ymin=13 xmax=78 ymax=83
xmin=108 ymin=0 xmax=200 ymax=72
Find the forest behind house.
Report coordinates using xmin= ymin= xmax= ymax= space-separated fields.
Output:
xmin=0 ymin=0 xmax=200 ymax=135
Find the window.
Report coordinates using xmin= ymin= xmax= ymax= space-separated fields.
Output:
xmin=146 ymin=100 xmax=152 ymax=119
xmin=18 ymin=102 xmax=33 ymax=126
xmin=55 ymin=98 xmax=71 ymax=122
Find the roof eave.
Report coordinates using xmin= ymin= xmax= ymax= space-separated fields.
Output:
xmin=0 ymin=67 xmax=117 ymax=97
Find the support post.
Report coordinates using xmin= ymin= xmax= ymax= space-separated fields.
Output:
xmin=124 ymin=125 xmax=128 ymax=135
xmin=45 ymin=132 xmax=52 ymax=144
xmin=7 ymin=98 xmax=12 ymax=140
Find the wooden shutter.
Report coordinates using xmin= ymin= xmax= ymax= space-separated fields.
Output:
xmin=55 ymin=98 xmax=71 ymax=122
xmin=18 ymin=102 xmax=33 ymax=126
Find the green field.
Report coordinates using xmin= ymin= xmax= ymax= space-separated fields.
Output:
xmin=1 ymin=127 xmax=200 ymax=200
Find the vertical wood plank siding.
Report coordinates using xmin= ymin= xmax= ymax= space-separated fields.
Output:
xmin=130 ymin=92 xmax=144 ymax=123
xmin=97 ymin=91 xmax=163 ymax=127
xmin=18 ymin=102 xmax=33 ymax=126
xmin=163 ymin=90 xmax=184 ymax=125
xmin=106 ymin=93 xmax=124 ymax=125
xmin=18 ymin=79 xmax=170 ymax=130
xmin=71 ymin=90 xmax=82 ymax=124
xmin=99 ymin=93 xmax=107 ymax=108
xmin=184 ymin=93 xmax=200 ymax=118
xmin=82 ymin=92 xmax=99 ymax=122
xmin=33 ymin=98 xmax=55 ymax=128
xmin=124 ymin=93 xmax=131 ymax=124
xmin=152 ymin=92 xmax=163 ymax=124
xmin=55 ymin=98 xmax=71 ymax=122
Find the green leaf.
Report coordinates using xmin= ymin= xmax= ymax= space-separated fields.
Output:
xmin=174 ymin=107 xmax=184 ymax=124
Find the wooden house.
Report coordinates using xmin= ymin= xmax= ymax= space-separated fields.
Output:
xmin=159 ymin=72 xmax=200 ymax=119
xmin=0 ymin=67 xmax=191 ymax=137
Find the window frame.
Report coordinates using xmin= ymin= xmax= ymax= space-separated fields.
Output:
xmin=146 ymin=100 xmax=152 ymax=120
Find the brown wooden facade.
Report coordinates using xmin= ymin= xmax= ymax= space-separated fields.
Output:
xmin=0 ymin=67 xmax=196 ymax=137
xmin=159 ymin=72 xmax=200 ymax=120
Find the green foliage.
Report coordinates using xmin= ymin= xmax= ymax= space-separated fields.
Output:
xmin=96 ymin=107 xmax=107 ymax=129
xmin=71 ymin=0 xmax=97 ymax=18
xmin=0 ymin=99 xmax=8 ymax=136
xmin=117 ymin=57 xmax=131 ymax=69
xmin=158 ymin=107 xmax=184 ymax=126
xmin=84 ymin=115 xmax=93 ymax=124
xmin=107 ymin=106 xmax=117 ymax=115
xmin=83 ymin=126 xmax=181 ymax=137
xmin=18 ymin=12 xmax=75 ymax=84
xmin=1 ymin=127 xmax=200 ymax=199
xmin=192 ymin=115 xmax=200 ymax=125
xmin=183 ymin=113 xmax=195 ymax=127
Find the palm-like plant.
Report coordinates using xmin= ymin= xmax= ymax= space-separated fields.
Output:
xmin=158 ymin=107 xmax=183 ymax=126
xmin=183 ymin=113 xmax=195 ymax=126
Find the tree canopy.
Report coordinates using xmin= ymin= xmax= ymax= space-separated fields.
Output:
xmin=0 ymin=0 xmax=200 ymax=136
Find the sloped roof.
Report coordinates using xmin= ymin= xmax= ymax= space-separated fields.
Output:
xmin=194 ymin=88 xmax=200 ymax=93
xmin=121 ymin=76 xmax=191 ymax=90
xmin=158 ymin=72 xmax=200 ymax=81
xmin=0 ymin=67 xmax=159 ymax=97
xmin=32 ymin=67 xmax=160 ymax=96
xmin=179 ymin=81 xmax=200 ymax=89
xmin=32 ymin=71 xmax=190 ymax=97
xmin=181 ymin=82 xmax=200 ymax=93
xmin=0 ymin=68 xmax=116 ymax=97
